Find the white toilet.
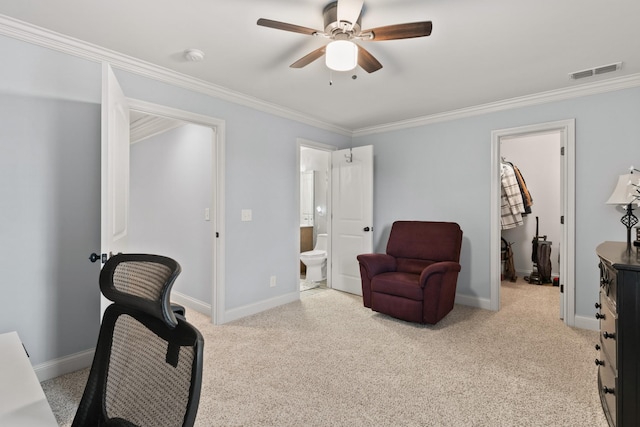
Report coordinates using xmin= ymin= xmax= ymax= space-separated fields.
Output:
xmin=300 ymin=233 xmax=327 ymax=283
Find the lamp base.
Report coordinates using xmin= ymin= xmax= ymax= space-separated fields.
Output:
xmin=622 ymin=203 xmax=638 ymax=252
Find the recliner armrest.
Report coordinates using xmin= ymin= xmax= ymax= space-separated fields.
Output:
xmin=419 ymin=261 xmax=462 ymax=288
xmin=357 ymin=253 xmax=397 ymax=278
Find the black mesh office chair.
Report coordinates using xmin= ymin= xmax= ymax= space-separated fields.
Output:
xmin=72 ymin=254 xmax=204 ymax=427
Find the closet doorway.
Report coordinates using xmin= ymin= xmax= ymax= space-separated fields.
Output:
xmin=490 ymin=120 xmax=576 ymax=326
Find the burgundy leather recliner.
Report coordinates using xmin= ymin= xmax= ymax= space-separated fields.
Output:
xmin=357 ymin=221 xmax=463 ymax=325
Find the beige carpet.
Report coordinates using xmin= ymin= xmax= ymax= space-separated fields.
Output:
xmin=42 ymin=280 xmax=608 ymax=426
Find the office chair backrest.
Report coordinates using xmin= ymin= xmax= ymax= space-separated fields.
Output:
xmin=72 ymin=254 xmax=204 ymax=427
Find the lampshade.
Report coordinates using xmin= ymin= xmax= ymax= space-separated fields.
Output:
xmin=325 ymin=41 xmax=358 ymax=71
xmin=606 ymin=174 xmax=639 ymax=205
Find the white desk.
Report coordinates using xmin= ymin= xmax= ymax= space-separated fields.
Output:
xmin=0 ymin=332 xmax=58 ymax=426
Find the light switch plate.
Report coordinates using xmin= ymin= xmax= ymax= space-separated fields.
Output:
xmin=241 ymin=209 xmax=252 ymax=221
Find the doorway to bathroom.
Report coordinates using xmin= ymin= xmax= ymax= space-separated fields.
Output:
xmin=298 ymin=141 xmax=332 ymax=293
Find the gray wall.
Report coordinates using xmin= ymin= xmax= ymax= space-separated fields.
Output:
xmin=353 ymin=87 xmax=640 ymax=320
xmin=110 ymin=70 xmax=352 ymax=310
xmin=0 ymin=93 xmax=101 ymax=366
xmin=129 ymin=123 xmax=213 ymax=304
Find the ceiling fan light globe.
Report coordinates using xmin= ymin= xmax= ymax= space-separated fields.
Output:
xmin=326 ymin=40 xmax=358 ymax=71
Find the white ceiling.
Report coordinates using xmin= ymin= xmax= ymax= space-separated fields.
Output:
xmin=1 ymin=0 xmax=639 ymax=131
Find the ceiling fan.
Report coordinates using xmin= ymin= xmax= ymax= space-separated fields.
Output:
xmin=257 ymin=0 xmax=432 ymax=73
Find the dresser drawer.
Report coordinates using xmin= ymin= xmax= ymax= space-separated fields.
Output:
xmin=599 ymin=261 xmax=618 ymax=308
xmin=599 ymin=362 xmax=617 ymax=427
xmin=599 ymin=292 xmax=617 ymax=372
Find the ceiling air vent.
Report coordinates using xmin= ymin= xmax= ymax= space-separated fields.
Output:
xmin=569 ymin=62 xmax=622 ymax=80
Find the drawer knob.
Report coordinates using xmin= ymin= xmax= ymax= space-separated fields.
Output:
xmin=603 ymin=386 xmax=615 ymax=395
xmin=595 ymin=313 xmax=605 ymax=320
xmin=595 ymin=359 xmax=605 ymax=366
xmin=603 ymin=331 xmax=616 ymax=340
xmin=595 ymin=302 xmax=602 ymax=309
xmin=595 ymin=344 xmax=601 ymax=351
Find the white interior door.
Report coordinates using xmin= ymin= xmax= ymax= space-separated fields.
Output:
xmin=331 ymin=145 xmax=373 ymax=295
xmin=100 ymin=63 xmax=130 ymax=317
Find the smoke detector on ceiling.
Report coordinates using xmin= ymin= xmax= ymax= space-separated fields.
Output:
xmin=184 ymin=49 xmax=205 ymax=62
xmin=569 ymin=62 xmax=622 ymax=80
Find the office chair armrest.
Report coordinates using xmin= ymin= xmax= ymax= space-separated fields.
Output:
xmin=171 ymin=303 xmax=186 ymax=318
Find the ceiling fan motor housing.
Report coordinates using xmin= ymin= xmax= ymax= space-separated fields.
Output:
xmin=323 ymin=1 xmax=361 ymax=38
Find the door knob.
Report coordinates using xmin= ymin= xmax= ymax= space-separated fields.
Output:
xmin=363 ymin=227 xmax=371 ymax=232
xmin=89 ymin=253 xmax=106 ymax=263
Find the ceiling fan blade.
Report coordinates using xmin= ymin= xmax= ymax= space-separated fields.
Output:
xmin=257 ymin=18 xmax=319 ymax=36
xmin=290 ymin=46 xmax=327 ymax=68
xmin=338 ymin=0 xmax=364 ymax=27
xmin=357 ymin=45 xmax=382 ymax=73
xmin=364 ymin=21 xmax=433 ymax=41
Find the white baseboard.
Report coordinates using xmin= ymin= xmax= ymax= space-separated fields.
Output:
xmin=222 ymin=291 xmax=299 ymax=324
xmin=574 ymin=314 xmax=599 ymax=331
xmin=455 ymin=293 xmax=493 ymax=310
xmin=34 ymin=348 xmax=94 ymax=382
xmin=171 ymin=291 xmax=212 ymax=316
xmin=33 ymin=294 xmax=212 ymax=383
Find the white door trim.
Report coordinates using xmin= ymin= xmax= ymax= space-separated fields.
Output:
xmin=296 ymin=139 xmax=337 ymax=292
xmin=127 ymin=98 xmax=226 ymax=325
xmin=490 ymin=119 xmax=575 ymax=326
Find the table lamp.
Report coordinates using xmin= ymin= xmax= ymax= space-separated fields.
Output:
xmin=606 ymin=170 xmax=640 ymax=251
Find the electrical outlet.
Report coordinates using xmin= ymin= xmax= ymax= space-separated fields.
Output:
xmin=270 ymin=275 xmax=277 ymax=287
xmin=241 ymin=209 xmax=252 ymax=221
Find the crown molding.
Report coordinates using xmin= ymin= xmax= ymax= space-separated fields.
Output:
xmin=130 ymin=114 xmax=183 ymax=144
xmin=353 ymin=73 xmax=640 ymax=137
xmin=2 ymin=14 xmax=639 ymax=140
xmin=0 ymin=14 xmax=352 ymax=137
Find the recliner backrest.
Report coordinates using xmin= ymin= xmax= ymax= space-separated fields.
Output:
xmin=386 ymin=221 xmax=463 ymax=272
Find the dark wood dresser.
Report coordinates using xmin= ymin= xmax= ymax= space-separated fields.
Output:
xmin=596 ymin=241 xmax=640 ymax=427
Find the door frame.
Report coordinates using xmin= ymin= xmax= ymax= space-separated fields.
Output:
xmin=296 ymin=138 xmax=336 ymax=292
xmin=490 ymin=119 xmax=575 ymax=326
xmin=128 ymin=98 xmax=226 ymax=325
